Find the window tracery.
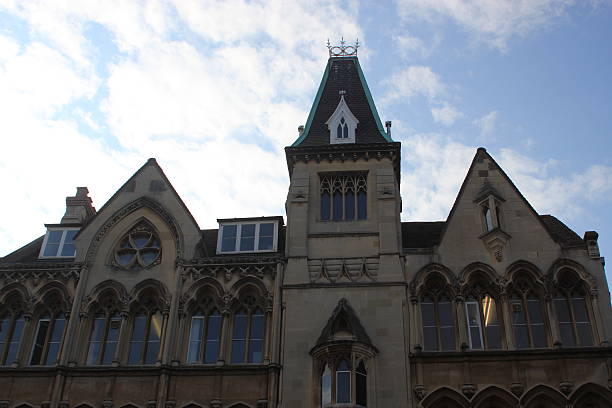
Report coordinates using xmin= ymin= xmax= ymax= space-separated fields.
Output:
xmin=463 ymin=277 xmax=503 ymax=350
xmin=86 ymin=293 xmax=122 ymax=365
xmin=230 ymin=291 xmax=265 ymax=364
xmin=114 ymin=220 xmax=161 ymax=270
xmin=187 ymin=290 xmax=222 ymax=364
xmin=508 ymin=274 xmax=547 ymax=349
xmin=30 ymin=292 xmax=67 ymax=366
xmin=128 ymin=290 xmax=163 ymax=365
xmin=553 ymin=269 xmax=594 ymax=347
xmin=420 ymin=274 xmax=455 ymax=352
xmin=0 ymin=295 xmax=27 ymax=366
xmin=320 ymin=173 xmax=367 ymax=221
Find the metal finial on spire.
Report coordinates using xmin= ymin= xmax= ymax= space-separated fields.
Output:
xmin=327 ymin=37 xmax=359 ymax=58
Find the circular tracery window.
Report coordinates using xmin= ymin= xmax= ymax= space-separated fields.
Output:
xmin=114 ymin=221 xmax=161 ymax=270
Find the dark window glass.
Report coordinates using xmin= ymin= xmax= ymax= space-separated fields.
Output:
xmin=240 ymin=224 xmax=256 ymax=251
xmin=482 ymin=296 xmax=501 ymax=349
xmin=204 ymin=313 xmax=222 ymax=364
xmin=527 ymin=298 xmax=546 ymax=348
xmin=46 ymin=317 xmax=65 ymax=365
xmin=231 ymin=312 xmax=247 ymax=363
xmin=356 ymin=361 xmax=367 ymax=406
xmin=145 ymin=313 xmax=162 ymax=364
xmin=421 ymin=301 xmax=437 ymax=351
xmin=43 ymin=230 xmax=63 ymax=256
xmin=466 ymin=302 xmax=483 ymax=350
xmin=484 ymin=207 xmax=493 ymax=231
xmin=337 ymin=123 xmax=342 ymax=139
xmin=343 ymin=123 xmax=348 ymax=139
xmin=438 ymin=300 xmax=455 ymax=351
xmin=128 ymin=315 xmax=147 ymax=364
xmin=345 ymin=191 xmax=355 ymax=220
xmin=60 ymin=230 xmax=78 ymax=256
xmin=102 ymin=315 xmax=121 ymax=365
xmin=572 ymin=297 xmax=593 ymax=346
xmin=87 ymin=317 xmax=105 ymax=365
xmin=333 ymin=191 xmax=343 ymax=221
xmin=258 ymin=223 xmax=274 ymax=251
xmin=31 ymin=319 xmax=50 ymax=365
xmin=357 ymin=191 xmax=367 ymax=220
xmin=336 ymin=360 xmax=351 ymax=404
xmin=221 ymin=225 xmax=237 ymax=252
xmin=554 ymin=298 xmax=575 ymax=347
xmin=321 ymin=192 xmax=330 ymax=221
xmin=248 ymin=310 xmax=265 ymax=363
xmin=5 ymin=317 xmax=24 ymax=364
xmin=511 ymin=298 xmax=529 ymax=349
xmin=187 ymin=316 xmax=204 ymax=363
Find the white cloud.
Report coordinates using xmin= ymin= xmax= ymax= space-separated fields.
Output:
xmin=473 ymin=110 xmax=498 ymax=137
xmin=431 ymin=103 xmax=462 ymax=125
xmin=396 ymin=0 xmax=584 ymax=50
xmin=394 ymin=33 xmax=430 ymax=59
xmin=384 ymin=65 xmax=445 ymax=103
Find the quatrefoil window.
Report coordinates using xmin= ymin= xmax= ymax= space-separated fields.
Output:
xmin=114 ymin=221 xmax=161 ymax=270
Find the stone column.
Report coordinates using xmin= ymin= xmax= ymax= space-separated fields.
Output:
xmin=501 ymin=293 xmax=515 ymax=350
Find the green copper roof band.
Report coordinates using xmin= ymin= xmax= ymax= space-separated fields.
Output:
xmin=291 ymin=59 xmax=331 ymax=147
xmin=355 ymin=59 xmax=393 ymax=142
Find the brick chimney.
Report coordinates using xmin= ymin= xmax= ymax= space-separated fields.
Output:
xmin=60 ymin=187 xmax=97 ymax=224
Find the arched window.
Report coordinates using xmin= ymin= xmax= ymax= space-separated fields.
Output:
xmin=420 ymin=274 xmax=455 ymax=351
xmin=230 ymin=292 xmax=266 ymax=364
xmin=463 ymin=276 xmax=503 ymax=350
xmin=356 ymin=361 xmax=367 ymax=406
xmin=30 ymin=313 xmax=66 ymax=365
xmin=509 ymin=274 xmax=547 ymax=349
xmin=320 ymin=173 xmax=367 ymax=222
xmin=554 ymin=269 xmax=594 ymax=347
xmin=336 ymin=117 xmax=349 ymax=139
xmin=321 ymin=363 xmax=332 ymax=405
xmin=128 ymin=289 xmax=164 ymax=365
xmin=187 ymin=292 xmax=222 ymax=364
xmin=483 ymin=206 xmax=494 ymax=232
xmin=0 ymin=293 xmax=27 ymax=366
xmin=86 ymin=293 xmax=121 ymax=365
xmin=336 ymin=359 xmax=351 ymax=403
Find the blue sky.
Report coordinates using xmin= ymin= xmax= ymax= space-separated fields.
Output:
xmin=1 ymin=0 xmax=611 ymax=284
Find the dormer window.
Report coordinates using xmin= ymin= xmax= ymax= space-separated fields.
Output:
xmin=39 ymin=228 xmax=79 ymax=258
xmin=326 ymin=94 xmax=358 ymax=144
xmin=216 ymin=220 xmax=279 ymax=254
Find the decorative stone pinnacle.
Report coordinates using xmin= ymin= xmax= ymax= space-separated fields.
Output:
xmin=327 ymin=37 xmax=359 ymax=57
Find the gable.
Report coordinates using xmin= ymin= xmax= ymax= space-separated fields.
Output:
xmin=438 ymin=148 xmax=566 ymax=267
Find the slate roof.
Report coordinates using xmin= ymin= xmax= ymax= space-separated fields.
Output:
xmin=0 ymin=235 xmax=45 ymax=263
xmin=400 ymin=216 xmax=585 ymax=250
xmin=292 ymin=57 xmax=391 ymax=147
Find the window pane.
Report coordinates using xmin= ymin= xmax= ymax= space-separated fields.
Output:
xmin=43 ymin=230 xmax=63 ymax=256
xmin=343 ymin=123 xmax=348 ymax=139
xmin=514 ymin=325 xmax=529 ymax=349
xmin=336 ymin=370 xmax=351 ymax=403
xmin=576 ymin=323 xmax=593 ymax=346
xmin=321 ymin=365 xmax=331 ymax=405
xmin=511 ymin=300 xmax=526 ymax=324
xmin=258 ymin=223 xmax=274 ymax=251
xmin=221 ymin=225 xmax=237 ymax=252
xmin=333 ymin=192 xmax=343 ymax=221
xmin=87 ymin=318 xmax=105 ymax=364
xmin=531 ymin=325 xmax=547 ymax=348
xmin=438 ymin=301 xmax=453 ymax=326
xmin=240 ymin=224 xmax=256 ymax=251
xmin=423 ymin=327 xmax=438 ymax=351
xmin=554 ymin=298 xmax=571 ymax=323
xmin=440 ymin=326 xmax=455 ymax=351
xmin=248 ymin=339 xmax=263 ymax=363
xmin=527 ymin=299 xmax=544 ymax=324
xmin=420 ymin=302 xmax=435 ymax=326
xmin=129 ymin=315 xmax=147 ymax=364
xmin=45 ymin=317 xmax=65 ymax=365
xmin=321 ymin=192 xmax=330 ymax=221
xmin=345 ymin=191 xmax=355 ymax=220
xmin=337 ymin=123 xmax=342 ymax=139
xmin=103 ymin=316 xmax=121 ymax=365
xmin=145 ymin=313 xmax=162 ymax=364
xmin=0 ymin=318 xmax=9 ymax=342
xmin=466 ymin=302 xmax=482 ymax=349
xmin=86 ymin=342 xmax=101 ymax=365
xmin=60 ymin=230 xmax=78 ymax=256
xmin=357 ymin=191 xmax=367 ymax=220
xmin=559 ymin=323 xmax=575 ymax=347
xmin=571 ymin=297 xmax=589 ymax=322
xmin=231 ymin=313 xmax=248 ymax=363
xmin=484 ymin=207 xmax=493 ymax=231
xmin=6 ymin=318 xmax=24 ymax=364
xmin=356 ymin=363 xmax=367 ymax=406
xmin=231 ymin=340 xmax=245 ymax=364
xmin=30 ymin=320 xmax=50 ymax=365
xmin=187 ymin=317 xmax=204 ymax=363
xmin=144 ymin=339 xmax=159 ymax=364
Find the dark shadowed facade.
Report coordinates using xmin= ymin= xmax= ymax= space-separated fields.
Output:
xmin=2 ymin=46 xmax=612 ymax=408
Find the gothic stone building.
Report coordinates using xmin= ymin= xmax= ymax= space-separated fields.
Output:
xmin=2 ymin=50 xmax=612 ymax=408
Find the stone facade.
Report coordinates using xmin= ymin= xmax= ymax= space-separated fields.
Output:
xmin=1 ymin=53 xmax=612 ymax=408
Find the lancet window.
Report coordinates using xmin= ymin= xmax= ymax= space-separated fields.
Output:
xmin=319 ymin=357 xmax=368 ymax=407
xmin=114 ymin=220 xmax=161 ymax=270
xmin=30 ymin=292 xmax=67 ymax=365
xmin=86 ymin=294 xmax=122 ymax=365
xmin=337 ymin=117 xmax=349 ymax=139
xmin=509 ymin=274 xmax=548 ymax=349
xmin=464 ymin=278 xmax=503 ymax=350
xmin=0 ymin=295 xmax=26 ymax=366
xmin=230 ymin=291 xmax=265 ymax=364
xmin=420 ymin=274 xmax=455 ymax=351
xmin=553 ymin=269 xmax=594 ymax=347
xmin=187 ymin=291 xmax=222 ymax=364
xmin=128 ymin=290 xmax=163 ymax=365
xmin=320 ymin=173 xmax=367 ymax=222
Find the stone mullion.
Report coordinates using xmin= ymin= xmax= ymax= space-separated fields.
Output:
xmin=501 ymin=293 xmax=515 ymax=350
xmin=409 ymin=296 xmax=419 ymax=352
xmin=164 ymin=264 xmax=184 ymax=365
xmin=157 ymin=309 xmax=169 ymax=364
xmin=263 ymin=304 xmax=273 ymax=364
xmin=218 ymin=309 xmax=231 ymax=365
xmin=114 ymin=309 xmax=131 ymax=366
xmin=15 ymin=312 xmax=33 ymax=367
xmin=545 ymin=295 xmax=561 ymax=347
xmin=456 ymin=296 xmax=468 ymax=350
xmin=590 ymin=290 xmax=603 ymax=346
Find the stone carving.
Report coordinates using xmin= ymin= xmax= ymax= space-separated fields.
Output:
xmin=308 ymin=257 xmax=379 ymax=283
xmin=461 ymin=384 xmax=476 ymax=399
xmin=0 ymin=265 xmax=81 ymax=287
xmin=209 ymin=400 xmax=222 ymax=408
xmin=510 ymin=383 xmax=524 ymax=397
xmin=559 ymin=380 xmax=573 ymax=395
xmin=414 ymin=385 xmax=427 ymax=401
xmin=183 ymin=261 xmax=277 ymax=282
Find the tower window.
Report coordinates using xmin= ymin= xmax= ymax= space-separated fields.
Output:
xmin=320 ymin=173 xmax=367 ymax=221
